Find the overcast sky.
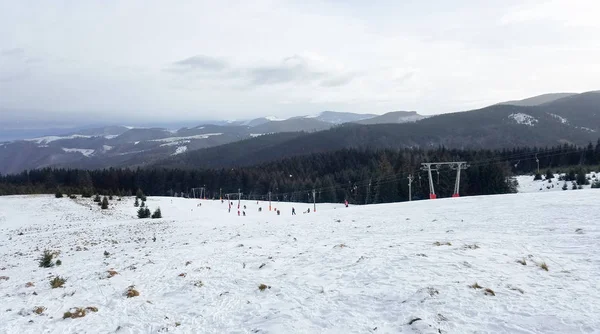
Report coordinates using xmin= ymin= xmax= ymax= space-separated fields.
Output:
xmin=1 ymin=0 xmax=600 ymax=123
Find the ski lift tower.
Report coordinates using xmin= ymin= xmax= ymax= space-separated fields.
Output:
xmin=421 ymin=162 xmax=468 ymax=199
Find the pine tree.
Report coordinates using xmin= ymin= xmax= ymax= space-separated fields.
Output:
xmin=136 ymin=189 xmax=144 ymax=199
xmin=151 ymin=207 xmax=162 ymax=219
xmin=137 ymin=207 xmax=147 ymax=219
xmin=545 ymin=169 xmax=554 ymax=180
xmin=562 ymin=182 xmax=568 ymax=190
xmin=145 ymin=207 xmax=151 ymax=218
xmin=141 ymin=201 xmax=145 ymax=207
xmin=533 ymin=173 xmax=542 ymax=181
xmin=55 ymin=190 xmax=63 ymax=198
xmin=93 ymin=194 xmax=101 ymax=203
xmin=134 ymin=198 xmax=139 ymax=207
xmin=101 ymin=196 xmax=109 ymax=209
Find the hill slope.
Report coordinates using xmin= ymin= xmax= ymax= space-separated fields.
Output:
xmin=0 ymin=190 xmax=598 ymax=332
xmin=158 ymin=93 xmax=600 ymax=169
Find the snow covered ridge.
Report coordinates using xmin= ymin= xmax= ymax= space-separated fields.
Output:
xmin=172 ymin=146 xmax=188 ymax=155
xmin=547 ymin=113 xmax=569 ymax=124
xmin=61 ymin=148 xmax=95 ymax=157
xmin=25 ymin=135 xmax=94 ymax=144
xmin=150 ymin=133 xmax=223 ymax=143
xmin=1 ymin=191 xmax=599 ymax=332
xmin=508 ymin=113 xmax=538 ymax=126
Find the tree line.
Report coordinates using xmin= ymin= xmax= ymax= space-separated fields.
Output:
xmin=1 ymin=140 xmax=599 ymax=204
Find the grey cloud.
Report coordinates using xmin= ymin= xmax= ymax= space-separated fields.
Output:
xmin=248 ymin=64 xmax=325 ymax=85
xmin=167 ymin=54 xmax=355 ymax=89
xmin=319 ymin=73 xmax=356 ymax=87
xmin=169 ymin=55 xmax=228 ymax=73
xmin=1 ymin=48 xmax=25 ymax=57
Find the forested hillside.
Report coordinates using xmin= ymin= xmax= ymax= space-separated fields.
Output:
xmin=2 ymin=141 xmax=599 ymax=204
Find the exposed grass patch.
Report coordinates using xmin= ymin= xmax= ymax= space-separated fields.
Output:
xmin=125 ymin=285 xmax=140 ymax=298
xmin=463 ymin=244 xmax=480 ymax=250
xmin=107 ymin=270 xmax=118 ymax=278
xmin=33 ymin=306 xmax=46 ymax=315
xmin=484 ymin=288 xmax=495 ymax=296
xmin=194 ymin=280 xmax=204 ymax=288
xmin=185 ymin=261 xmax=192 ymax=266
xmin=334 ymin=243 xmax=347 ymax=248
xmin=433 ymin=241 xmax=452 ymax=246
xmin=50 ymin=276 xmax=66 ymax=289
xmin=0 ymin=276 xmax=9 ymax=281
xmin=25 ymin=282 xmax=34 ymax=287
xmin=63 ymin=307 xmax=98 ymax=319
xmin=470 ymin=282 xmax=482 ymax=289
xmin=539 ymin=262 xmax=549 ymax=271
xmin=516 ymin=258 xmax=527 ymax=266
xmin=178 ymin=273 xmax=186 ymax=277
xmin=258 ymin=284 xmax=270 ymax=291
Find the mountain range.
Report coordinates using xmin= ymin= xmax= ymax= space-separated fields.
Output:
xmin=1 ymin=91 xmax=599 ymax=174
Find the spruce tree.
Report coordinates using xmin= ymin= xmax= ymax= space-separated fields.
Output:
xmin=145 ymin=207 xmax=151 ymax=218
xmin=55 ymin=190 xmax=63 ymax=198
xmin=101 ymin=196 xmax=109 ymax=209
xmin=151 ymin=208 xmax=162 ymax=219
xmin=545 ymin=169 xmax=554 ymax=180
xmin=137 ymin=207 xmax=147 ymax=219
xmin=134 ymin=198 xmax=139 ymax=207
xmin=93 ymin=194 xmax=101 ymax=203
xmin=533 ymin=173 xmax=542 ymax=181
xmin=136 ymin=189 xmax=144 ymax=199
xmin=562 ymin=182 xmax=568 ymax=190
xmin=141 ymin=201 xmax=145 ymax=208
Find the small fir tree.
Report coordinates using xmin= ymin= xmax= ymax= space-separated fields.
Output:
xmin=55 ymin=190 xmax=63 ymax=198
xmin=545 ymin=169 xmax=554 ymax=180
xmin=141 ymin=201 xmax=145 ymax=208
xmin=151 ymin=208 xmax=162 ymax=219
xmin=134 ymin=198 xmax=139 ymax=207
xmin=136 ymin=189 xmax=144 ymax=199
xmin=101 ymin=196 xmax=109 ymax=209
xmin=562 ymin=182 xmax=568 ymax=190
xmin=533 ymin=173 xmax=542 ymax=181
xmin=93 ymin=194 xmax=101 ymax=203
xmin=145 ymin=207 xmax=151 ymax=218
xmin=137 ymin=207 xmax=147 ymax=219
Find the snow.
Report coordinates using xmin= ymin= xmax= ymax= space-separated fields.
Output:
xmin=548 ymin=113 xmax=569 ymax=124
xmin=25 ymin=135 xmax=93 ymax=144
xmin=516 ymin=172 xmax=598 ymax=193
xmin=1 ymin=190 xmax=599 ymax=332
xmin=160 ymin=140 xmax=191 ymax=147
xmin=102 ymin=145 xmax=113 ymax=151
xmin=172 ymin=146 xmax=188 ymax=155
xmin=61 ymin=148 xmax=95 ymax=157
xmin=579 ymin=127 xmax=597 ymax=133
xmin=508 ymin=113 xmax=538 ymax=126
xmin=152 ymin=133 xmax=223 ymax=143
xmin=250 ymin=133 xmax=265 ymax=138
xmin=265 ymin=116 xmax=284 ymax=121
xmin=104 ymin=135 xmax=118 ymax=139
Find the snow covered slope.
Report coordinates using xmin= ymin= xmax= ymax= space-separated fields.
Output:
xmin=0 ymin=191 xmax=599 ymax=333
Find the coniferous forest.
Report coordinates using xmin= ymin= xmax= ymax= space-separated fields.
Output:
xmin=1 ymin=141 xmax=599 ymax=204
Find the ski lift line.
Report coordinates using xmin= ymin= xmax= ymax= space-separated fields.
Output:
xmin=220 ymin=147 xmax=587 ymax=202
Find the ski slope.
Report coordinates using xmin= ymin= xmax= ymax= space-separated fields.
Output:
xmin=0 ymin=191 xmax=599 ymax=333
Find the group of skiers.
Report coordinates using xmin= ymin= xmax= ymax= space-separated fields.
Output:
xmin=218 ymin=198 xmax=350 ymax=216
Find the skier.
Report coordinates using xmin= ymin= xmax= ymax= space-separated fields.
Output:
xmin=258 ymin=207 xmax=262 ymax=212
xmin=307 ymin=208 xmax=310 ymax=213
xmin=243 ymin=211 xmax=246 ymax=216
xmin=345 ymin=199 xmax=349 ymax=208
xmin=277 ymin=210 xmax=280 ymax=215
xmin=292 ymin=207 xmax=296 ymax=215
